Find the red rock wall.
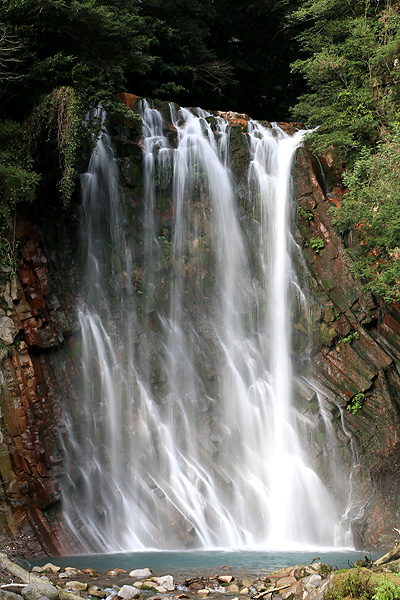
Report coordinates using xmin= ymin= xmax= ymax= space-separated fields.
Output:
xmin=0 ymin=213 xmax=82 ymax=556
xmin=294 ymin=147 xmax=400 ymax=549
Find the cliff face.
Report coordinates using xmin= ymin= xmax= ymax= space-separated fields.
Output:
xmin=293 ymin=148 xmax=400 ymax=549
xmin=0 ymin=209 xmax=84 ymax=555
xmin=0 ymin=94 xmax=398 ymax=555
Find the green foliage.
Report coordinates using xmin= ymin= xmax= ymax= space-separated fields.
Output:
xmin=298 ymin=206 xmax=313 ymax=221
xmin=0 ymin=0 xmax=152 ymax=106
xmin=323 ymin=568 xmax=375 ymax=600
xmin=372 ymin=580 xmax=400 ymax=600
xmin=28 ymin=86 xmax=85 ymax=206
xmin=306 ymin=237 xmax=325 ymax=254
xmin=347 ymin=392 xmax=365 ymax=415
xmin=0 ymin=119 xmax=40 ymax=274
xmin=290 ymin=0 xmax=400 ymax=163
xmin=333 ymin=130 xmax=400 ymax=302
xmin=158 ymin=235 xmax=172 ymax=263
xmin=342 ymin=331 xmax=360 ymax=344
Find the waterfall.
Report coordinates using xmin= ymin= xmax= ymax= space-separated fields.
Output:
xmin=62 ymin=103 xmax=345 ymax=551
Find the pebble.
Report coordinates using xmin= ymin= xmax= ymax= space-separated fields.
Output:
xmin=217 ymin=576 xmax=233 ymax=585
xmin=82 ymin=568 xmax=98 ymax=577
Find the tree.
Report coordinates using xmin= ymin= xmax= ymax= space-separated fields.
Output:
xmin=0 ymin=0 xmax=155 ymax=119
xmin=290 ymin=0 xmax=400 ymax=162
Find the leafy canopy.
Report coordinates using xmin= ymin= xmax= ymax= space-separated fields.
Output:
xmin=291 ymin=0 xmax=400 ymax=162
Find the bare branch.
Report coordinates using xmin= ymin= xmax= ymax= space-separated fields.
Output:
xmin=0 ymin=24 xmax=24 ymax=82
xmin=192 ymin=58 xmax=236 ymax=94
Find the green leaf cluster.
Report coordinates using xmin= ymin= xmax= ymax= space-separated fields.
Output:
xmin=306 ymin=237 xmax=325 ymax=254
xmin=347 ymin=392 xmax=365 ymax=415
xmin=333 ymin=131 xmax=400 ymax=302
xmin=342 ymin=331 xmax=360 ymax=344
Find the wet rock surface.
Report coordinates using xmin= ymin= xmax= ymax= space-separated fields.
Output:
xmin=292 ymin=145 xmax=400 ymax=548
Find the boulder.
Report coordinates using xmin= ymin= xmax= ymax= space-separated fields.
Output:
xmin=117 ymin=586 xmax=141 ymax=600
xmin=0 ymin=316 xmax=17 ymax=345
xmin=276 ymin=577 xmax=296 ymax=589
xmin=129 ymin=569 xmax=152 ymax=579
xmin=156 ymin=576 xmax=174 ymax=591
xmin=0 ymin=591 xmax=24 ymax=600
xmin=305 ymin=578 xmax=331 ymax=600
xmin=21 ymin=584 xmax=59 ymax=600
xmin=303 ymin=574 xmax=322 ymax=593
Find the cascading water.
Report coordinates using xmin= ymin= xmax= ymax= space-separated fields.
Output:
xmin=63 ymin=103 xmax=348 ymax=551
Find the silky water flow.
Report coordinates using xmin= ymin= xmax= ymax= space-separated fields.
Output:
xmin=62 ymin=104 xmax=350 ymax=552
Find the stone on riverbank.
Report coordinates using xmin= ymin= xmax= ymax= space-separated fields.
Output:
xmin=117 ymin=585 xmax=142 ymax=600
xmin=87 ymin=587 xmax=106 ymax=598
xmin=0 ymin=591 xmax=24 ymax=600
xmin=64 ymin=582 xmax=87 ymax=592
xmin=129 ymin=570 xmax=152 ymax=579
xmin=21 ymin=584 xmax=59 ymax=600
xmin=156 ymin=576 xmax=174 ymax=591
xmin=42 ymin=564 xmax=61 ymax=574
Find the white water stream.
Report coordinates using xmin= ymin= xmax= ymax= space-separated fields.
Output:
xmin=62 ymin=104 xmax=347 ymax=551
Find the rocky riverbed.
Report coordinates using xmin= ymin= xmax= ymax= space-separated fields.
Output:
xmin=2 ymin=556 xmax=400 ymax=600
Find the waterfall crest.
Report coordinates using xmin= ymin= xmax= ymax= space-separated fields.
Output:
xmin=62 ymin=104 xmax=345 ymax=551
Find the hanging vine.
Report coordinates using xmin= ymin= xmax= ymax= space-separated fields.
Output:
xmin=28 ymin=86 xmax=85 ymax=207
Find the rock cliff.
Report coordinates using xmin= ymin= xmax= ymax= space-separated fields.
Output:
xmin=0 ymin=93 xmax=398 ymax=555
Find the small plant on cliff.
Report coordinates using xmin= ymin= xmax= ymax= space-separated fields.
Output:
xmin=347 ymin=392 xmax=365 ymax=415
xmin=343 ymin=331 xmax=360 ymax=344
xmin=298 ymin=206 xmax=313 ymax=221
xmin=306 ymin=237 xmax=325 ymax=254
xmin=158 ymin=234 xmax=172 ymax=263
